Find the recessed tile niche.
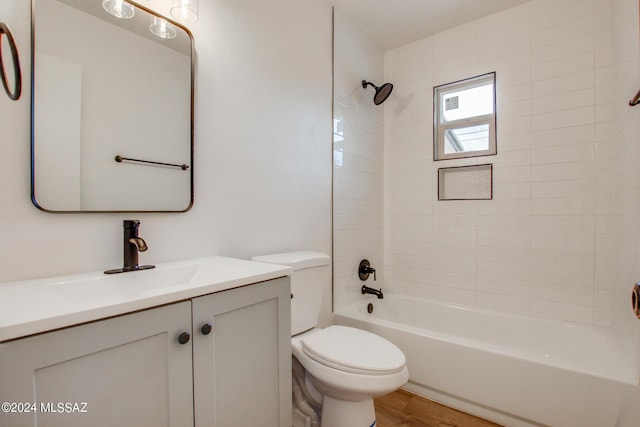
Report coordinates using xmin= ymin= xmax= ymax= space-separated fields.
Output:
xmin=438 ymin=164 xmax=493 ymax=201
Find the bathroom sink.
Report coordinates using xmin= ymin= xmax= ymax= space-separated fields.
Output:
xmin=0 ymin=255 xmax=292 ymax=342
xmin=46 ymin=264 xmax=199 ymax=302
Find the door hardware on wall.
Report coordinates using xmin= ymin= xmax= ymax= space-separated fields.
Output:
xmin=0 ymin=22 xmax=21 ymax=101
xmin=629 ymin=88 xmax=640 ymax=106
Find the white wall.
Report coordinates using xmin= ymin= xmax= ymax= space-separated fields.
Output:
xmin=332 ymin=11 xmax=385 ymax=311
xmin=0 ymin=0 xmax=333 ymax=321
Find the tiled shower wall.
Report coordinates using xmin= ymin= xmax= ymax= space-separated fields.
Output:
xmin=335 ymin=0 xmax=640 ymax=330
xmin=333 ymin=11 xmax=385 ymax=310
xmin=612 ymin=0 xmax=640 ymax=333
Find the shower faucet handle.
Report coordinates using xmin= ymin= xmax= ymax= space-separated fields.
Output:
xmin=359 ymin=259 xmax=376 ymax=281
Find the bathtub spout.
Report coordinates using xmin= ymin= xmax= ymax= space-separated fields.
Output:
xmin=362 ymin=285 xmax=383 ymax=299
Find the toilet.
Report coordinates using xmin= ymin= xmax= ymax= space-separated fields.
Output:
xmin=251 ymin=251 xmax=409 ymax=427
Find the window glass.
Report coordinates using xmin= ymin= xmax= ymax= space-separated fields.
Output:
xmin=444 ymin=124 xmax=490 ymax=154
xmin=434 ymin=73 xmax=496 ymax=160
xmin=442 ymin=84 xmax=494 ymax=122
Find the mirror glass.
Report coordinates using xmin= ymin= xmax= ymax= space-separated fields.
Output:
xmin=32 ymin=0 xmax=193 ymax=212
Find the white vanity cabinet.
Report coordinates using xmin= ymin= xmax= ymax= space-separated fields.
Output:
xmin=0 ymin=277 xmax=291 ymax=427
xmin=193 ymin=277 xmax=291 ymax=427
xmin=0 ymin=301 xmax=194 ymax=427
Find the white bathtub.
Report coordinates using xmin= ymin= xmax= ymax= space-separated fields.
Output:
xmin=334 ymin=295 xmax=640 ymax=427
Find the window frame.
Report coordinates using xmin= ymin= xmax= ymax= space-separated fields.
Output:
xmin=433 ymin=72 xmax=497 ymax=161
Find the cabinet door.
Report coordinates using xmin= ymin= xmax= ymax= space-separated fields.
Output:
xmin=193 ymin=277 xmax=291 ymax=427
xmin=0 ymin=301 xmax=194 ymax=427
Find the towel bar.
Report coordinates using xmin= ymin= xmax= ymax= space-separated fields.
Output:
xmin=115 ymin=155 xmax=189 ymax=170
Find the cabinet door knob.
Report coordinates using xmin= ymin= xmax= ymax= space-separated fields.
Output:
xmin=200 ymin=323 xmax=212 ymax=335
xmin=178 ymin=331 xmax=191 ymax=345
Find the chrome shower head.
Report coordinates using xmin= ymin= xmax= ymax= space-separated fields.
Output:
xmin=362 ymin=80 xmax=393 ymax=105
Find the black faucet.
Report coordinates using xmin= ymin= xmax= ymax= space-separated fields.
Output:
xmin=358 ymin=259 xmax=377 ymax=281
xmin=359 ymin=259 xmax=382 ymax=298
xmin=105 ymin=220 xmax=155 ymax=274
xmin=362 ymin=285 xmax=384 ymax=299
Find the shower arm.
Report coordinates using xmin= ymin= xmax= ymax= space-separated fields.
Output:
xmin=362 ymin=80 xmax=377 ymax=90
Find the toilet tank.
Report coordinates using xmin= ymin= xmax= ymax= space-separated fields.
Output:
xmin=251 ymin=251 xmax=330 ymax=335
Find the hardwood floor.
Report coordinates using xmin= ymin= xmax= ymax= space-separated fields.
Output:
xmin=374 ymin=389 xmax=503 ymax=427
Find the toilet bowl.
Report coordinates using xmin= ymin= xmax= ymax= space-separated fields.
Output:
xmin=293 ymin=326 xmax=409 ymax=427
xmin=251 ymin=251 xmax=409 ymax=427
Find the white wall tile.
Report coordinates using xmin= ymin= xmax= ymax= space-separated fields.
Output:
xmin=531 ymin=34 xmax=594 ymax=66
xmin=492 ymin=64 xmax=532 ymax=89
xmin=532 ymin=179 xmax=594 ymax=199
xmin=430 ymin=285 xmax=477 ymax=307
xmin=476 ymin=293 xmax=531 ymax=315
xmin=532 ymin=124 xmax=595 ymax=148
xmin=497 ymin=132 xmax=532 ymax=152
xmin=333 ymin=14 xmax=386 ymax=311
xmin=335 ymin=0 xmax=640 ymax=335
xmin=530 ymin=16 xmax=594 ymax=49
xmin=479 ymin=36 xmax=531 ymax=63
xmin=532 ymin=106 xmax=595 ymax=131
xmin=497 ymin=83 xmax=531 ymax=105
xmin=530 ymin=299 xmax=593 ymax=323
xmin=532 ymin=197 xmax=595 ymax=215
xmin=499 ymin=99 xmax=532 ymax=120
xmin=531 ymin=52 xmax=594 ymax=82
xmin=531 ymin=88 xmax=595 ymax=116
xmin=499 ymin=116 xmax=532 ymax=136
xmin=530 ymin=0 xmax=594 ymax=32
xmin=531 ymin=70 xmax=594 ymax=98
xmin=532 ymin=161 xmax=595 ymax=182
xmin=532 ymin=142 xmax=595 ymax=164
xmin=478 ymin=261 xmax=531 ymax=290
xmin=478 ymin=246 xmax=532 ymax=265
xmin=478 ymin=230 xmax=531 ymax=249
xmin=531 ymin=284 xmax=594 ymax=306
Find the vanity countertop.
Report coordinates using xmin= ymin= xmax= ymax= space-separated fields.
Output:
xmin=0 ymin=256 xmax=291 ymax=342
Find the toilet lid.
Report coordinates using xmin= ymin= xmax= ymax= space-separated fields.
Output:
xmin=301 ymin=325 xmax=406 ymax=375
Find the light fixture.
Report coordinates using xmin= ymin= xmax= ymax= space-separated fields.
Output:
xmin=170 ymin=0 xmax=198 ymax=23
xmin=102 ymin=0 xmax=135 ymax=19
xmin=150 ymin=17 xmax=177 ymax=39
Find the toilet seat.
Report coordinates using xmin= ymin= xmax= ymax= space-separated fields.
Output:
xmin=301 ymin=325 xmax=406 ymax=375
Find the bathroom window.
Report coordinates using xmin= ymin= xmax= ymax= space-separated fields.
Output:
xmin=433 ymin=72 xmax=496 ymax=160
